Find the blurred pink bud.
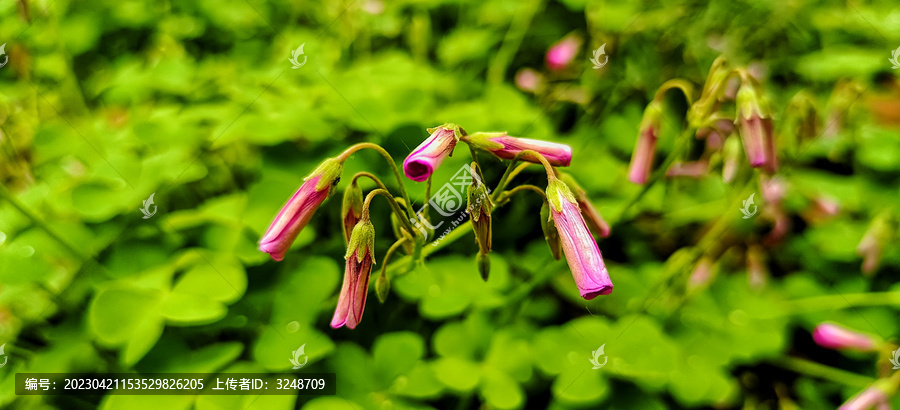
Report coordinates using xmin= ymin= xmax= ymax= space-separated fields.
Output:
xmin=746 ymin=246 xmax=768 ymax=290
xmin=802 ymin=196 xmax=840 ymax=225
xmin=666 ymin=160 xmax=709 ymax=178
xmin=840 ymin=384 xmax=891 ymax=410
xmin=813 ymin=323 xmax=878 ymax=351
xmin=688 ymin=257 xmax=715 ymax=290
xmin=628 ymin=101 xmax=663 ymax=184
xmin=546 ymin=180 xmax=613 ymax=299
xmin=546 ymin=35 xmax=582 ymax=71
xmin=403 ymin=124 xmax=462 ymax=182
xmin=515 ymin=68 xmax=543 ymax=93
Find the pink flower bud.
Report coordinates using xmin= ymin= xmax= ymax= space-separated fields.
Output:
xmin=403 ymin=124 xmax=462 ymax=182
xmin=546 ymin=179 xmax=613 ymax=299
xmin=546 ymin=35 xmax=582 ymax=71
xmin=515 ymin=68 xmax=543 ymax=93
xmin=332 ymin=219 xmax=377 ymax=329
xmin=628 ymin=101 xmax=663 ymax=184
xmin=259 ymin=158 xmax=343 ymax=261
xmin=467 ymin=132 xmax=572 ymax=167
xmin=812 ymin=323 xmax=878 ymax=351
xmin=840 ymin=381 xmax=892 ymax=410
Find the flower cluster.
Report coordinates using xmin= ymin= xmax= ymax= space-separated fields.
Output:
xmin=259 ymin=124 xmax=613 ymax=329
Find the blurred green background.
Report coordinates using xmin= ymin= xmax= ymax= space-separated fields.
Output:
xmin=2 ymin=0 xmax=900 ymax=408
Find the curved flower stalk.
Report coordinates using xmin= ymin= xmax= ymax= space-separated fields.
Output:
xmin=402 ymin=124 xmax=464 ymax=182
xmin=259 ymin=158 xmax=343 ymax=261
xmin=546 ymin=178 xmax=613 ymax=299
xmin=466 ymin=132 xmax=572 ymax=167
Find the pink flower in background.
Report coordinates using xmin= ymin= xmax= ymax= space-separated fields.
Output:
xmin=403 ymin=125 xmax=461 ymax=182
xmin=628 ymin=124 xmax=658 ymax=184
xmin=546 ymin=180 xmax=612 ymax=299
xmin=812 ymin=323 xmax=878 ymax=351
xmin=840 ymin=384 xmax=890 ymax=410
xmin=515 ymin=68 xmax=543 ymax=93
xmin=546 ymin=35 xmax=582 ymax=71
xmin=259 ymin=158 xmax=343 ymax=261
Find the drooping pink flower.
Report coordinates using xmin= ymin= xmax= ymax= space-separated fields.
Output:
xmin=259 ymin=158 xmax=343 ymax=261
xmin=666 ymin=160 xmax=709 ymax=178
xmin=546 ymin=35 xmax=582 ymax=71
xmin=812 ymin=323 xmax=878 ymax=351
xmin=469 ymin=133 xmax=572 ymax=167
xmin=546 ymin=179 xmax=612 ymax=299
xmin=403 ymin=124 xmax=462 ymax=182
xmin=332 ymin=220 xmax=376 ymax=329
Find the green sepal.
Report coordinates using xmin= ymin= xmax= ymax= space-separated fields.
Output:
xmin=346 ymin=219 xmax=376 ymax=264
xmin=305 ymin=157 xmax=344 ymax=191
xmin=545 ymin=179 xmax=578 ymax=213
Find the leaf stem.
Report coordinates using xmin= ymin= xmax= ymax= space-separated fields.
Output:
xmin=338 ymin=143 xmax=417 ymax=222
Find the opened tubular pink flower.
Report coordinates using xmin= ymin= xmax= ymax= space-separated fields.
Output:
xmin=546 ymin=179 xmax=612 ymax=299
xmin=403 ymin=124 xmax=462 ymax=182
xmin=812 ymin=323 xmax=878 ymax=351
xmin=546 ymin=35 xmax=582 ymax=71
xmin=259 ymin=158 xmax=343 ymax=261
xmin=467 ymin=132 xmax=572 ymax=167
xmin=331 ymin=220 xmax=376 ymax=329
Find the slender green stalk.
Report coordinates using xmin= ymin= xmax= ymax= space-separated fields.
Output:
xmin=0 ymin=185 xmax=88 ymax=260
xmin=487 ymin=0 xmax=542 ymax=84
xmin=339 ymin=143 xmax=416 ymax=222
xmin=380 ymin=237 xmax=409 ymax=279
xmin=769 ymin=357 xmax=874 ymax=388
xmin=491 ymin=151 xmax=552 ymax=202
xmin=496 ymin=184 xmax=545 ymax=205
xmin=351 ymin=171 xmax=411 ymax=231
xmin=360 ymin=189 xmax=415 ymax=235
xmin=787 ymin=292 xmax=900 ymax=313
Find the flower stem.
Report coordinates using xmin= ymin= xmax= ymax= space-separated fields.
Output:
xmin=491 ymin=151 xmax=552 ymax=202
xmin=496 ymin=184 xmax=545 ymax=205
xmin=769 ymin=357 xmax=874 ymax=388
xmin=380 ymin=237 xmax=409 ymax=279
xmin=361 ymin=188 xmax=415 ymax=234
xmin=0 ymin=185 xmax=89 ymax=260
xmin=787 ymin=291 xmax=900 ymax=313
xmin=339 ymin=143 xmax=417 ymax=223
